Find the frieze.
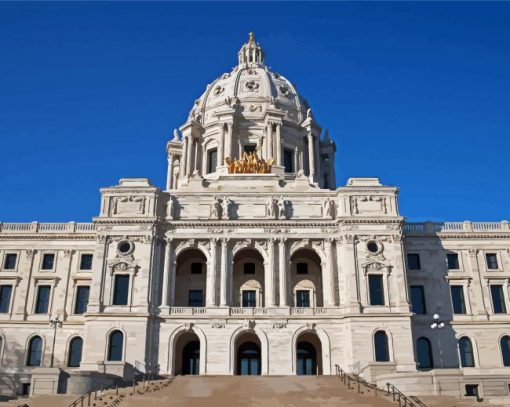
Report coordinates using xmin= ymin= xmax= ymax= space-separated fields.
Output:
xmin=272 ymin=320 xmax=287 ymax=329
xmin=211 ymin=320 xmax=226 ymax=329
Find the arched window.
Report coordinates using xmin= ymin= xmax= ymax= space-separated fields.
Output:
xmin=459 ymin=337 xmax=475 ymax=367
xmin=68 ymin=337 xmax=83 ymax=368
xmin=107 ymin=330 xmax=124 ymax=361
xmin=501 ymin=335 xmax=510 ymax=367
xmin=374 ymin=331 xmax=390 ymax=362
xmin=27 ymin=336 xmax=43 ymax=367
xmin=417 ymin=337 xmax=433 ymax=369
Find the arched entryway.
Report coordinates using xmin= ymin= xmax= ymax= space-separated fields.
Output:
xmin=295 ymin=332 xmax=322 ymax=375
xmin=235 ymin=333 xmax=261 ymax=375
xmin=290 ymin=249 xmax=323 ymax=307
xmin=175 ymin=249 xmax=207 ymax=307
xmin=232 ymin=249 xmax=265 ymax=307
xmin=174 ymin=332 xmax=201 ymax=375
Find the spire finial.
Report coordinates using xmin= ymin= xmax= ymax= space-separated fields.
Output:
xmin=249 ymin=32 xmax=255 ymax=45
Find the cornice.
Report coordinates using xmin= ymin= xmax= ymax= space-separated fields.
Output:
xmin=0 ymin=234 xmax=96 ymax=241
xmin=404 ymin=233 xmax=510 ymax=240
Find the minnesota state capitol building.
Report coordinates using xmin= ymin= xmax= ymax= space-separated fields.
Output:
xmin=1 ymin=34 xmax=510 ymax=399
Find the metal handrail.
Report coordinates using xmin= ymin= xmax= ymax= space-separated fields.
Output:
xmin=386 ymin=383 xmax=427 ymax=407
xmin=68 ymin=384 xmax=119 ymax=407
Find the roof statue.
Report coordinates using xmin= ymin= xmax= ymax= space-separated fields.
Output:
xmin=225 ymin=153 xmax=274 ymax=174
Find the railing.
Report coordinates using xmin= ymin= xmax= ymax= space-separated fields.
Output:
xmin=404 ymin=221 xmax=510 ymax=234
xmin=0 ymin=222 xmax=95 ymax=234
xmin=169 ymin=307 xmax=206 ymax=316
xmin=290 ymin=307 xmax=328 ymax=315
xmin=230 ymin=307 xmax=268 ymax=315
xmin=69 ymin=384 xmax=119 ymax=407
xmin=335 ymin=365 xmax=426 ymax=407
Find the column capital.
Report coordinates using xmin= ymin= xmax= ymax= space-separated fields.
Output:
xmin=221 ymin=238 xmax=229 ymax=246
xmin=278 ymin=237 xmax=287 ymax=245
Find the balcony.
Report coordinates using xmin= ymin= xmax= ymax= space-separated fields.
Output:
xmin=162 ymin=306 xmax=341 ymax=318
xmin=0 ymin=222 xmax=95 ymax=234
xmin=403 ymin=221 xmax=510 ymax=235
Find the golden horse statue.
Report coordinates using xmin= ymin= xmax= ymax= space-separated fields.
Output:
xmin=225 ymin=152 xmax=274 ymax=174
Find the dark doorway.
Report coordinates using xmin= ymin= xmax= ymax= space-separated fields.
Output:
xmin=182 ymin=340 xmax=200 ymax=375
xmin=237 ymin=341 xmax=261 ymax=375
xmin=296 ymin=341 xmax=317 ymax=375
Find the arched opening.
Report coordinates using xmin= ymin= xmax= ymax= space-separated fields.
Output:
xmin=459 ymin=337 xmax=475 ymax=367
xmin=175 ymin=249 xmax=207 ymax=307
xmin=374 ymin=331 xmax=390 ymax=362
xmin=416 ymin=337 xmax=433 ymax=370
xmin=296 ymin=332 xmax=322 ymax=375
xmin=27 ymin=336 xmax=43 ymax=367
xmin=107 ymin=330 xmax=124 ymax=361
xmin=233 ymin=249 xmax=265 ymax=307
xmin=235 ymin=333 xmax=261 ymax=375
xmin=174 ymin=331 xmax=200 ymax=375
xmin=290 ymin=249 xmax=322 ymax=307
xmin=67 ymin=337 xmax=83 ymax=367
xmin=500 ymin=335 xmax=510 ymax=367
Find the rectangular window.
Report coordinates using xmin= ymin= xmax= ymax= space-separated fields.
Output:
xmin=207 ymin=148 xmax=218 ymax=174
xmin=3 ymin=253 xmax=17 ymax=270
xmin=191 ymin=263 xmax=203 ymax=275
xmin=243 ymin=263 xmax=255 ymax=275
xmin=41 ymin=253 xmax=55 ymax=270
xmin=188 ymin=290 xmax=203 ymax=307
xmin=296 ymin=263 xmax=308 ymax=275
xmin=0 ymin=285 xmax=13 ymax=313
xmin=79 ymin=254 xmax=93 ymax=270
xmin=447 ymin=253 xmax=460 ymax=270
xmin=369 ymin=275 xmax=385 ymax=305
xmin=296 ymin=290 xmax=310 ymax=307
xmin=242 ymin=290 xmax=256 ymax=307
xmin=112 ymin=275 xmax=129 ymax=305
xmin=486 ymin=253 xmax=499 ymax=270
xmin=35 ymin=285 xmax=51 ymax=314
xmin=450 ymin=285 xmax=467 ymax=314
xmin=465 ymin=385 xmax=479 ymax=398
xmin=74 ymin=286 xmax=90 ymax=314
xmin=410 ymin=285 xmax=427 ymax=315
xmin=490 ymin=285 xmax=507 ymax=314
xmin=283 ymin=148 xmax=294 ymax=173
xmin=407 ymin=254 xmax=421 ymax=270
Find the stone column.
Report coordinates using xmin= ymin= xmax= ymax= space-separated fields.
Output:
xmin=166 ymin=154 xmax=174 ymax=190
xmin=342 ymin=237 xmax=360 ymax=312
xmin=225 ymin=123 xmax=232 ymax=160
xmin=267 ymin=124 xmax=274 ymax=160
xmin=265 ymin=239 xmax=276 ymax=307
xmin=217 ymin=124 xmax=225 ymax=169
xmin=161 ymin=238 xmax=175 ymax=307
xmin=186 ymin=136 xmax=193 ymax=177
xmin=275 ymin=123 xmax=282 ymax=165
xmin=181 ymin=136 xmax=189 ymax=177
xmin=278 ymin=238 xmax=288 ymax=306
xmin=314 ymin=133 xmax=320 ymax=177
xmin=207 ymin=239 xmax=218 ymax=306
xmin=323 ymin=239 xmax=336 ymax=307
xmin=220 ymin=239 xmax=229 ymax=306
xmin=193 ymin=139 xmax=200 ymax=174
xmin=12 ymin=249 xmax=36 ymax=319
xmin=307 ymin=132 xmax=315 ymax=176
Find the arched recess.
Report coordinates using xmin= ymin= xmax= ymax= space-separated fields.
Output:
xmin=291 ymin=326 xmax=332 ymax=375
xmin=290 ymin=249 xmax=323 ymax=307
xmin=26 ymin=335 xmax=44 ymax=367
xmin=175 ymin=248 xmax=208 ymax=307
xmin=168 ymin=324 xmax=207 ymax=375
xmin=233 ymin=248 xmax=265 ymax=307
xmin=229 ymin=325 xmax=269 ymax=375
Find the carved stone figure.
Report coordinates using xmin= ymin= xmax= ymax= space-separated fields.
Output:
xmin=324 ymin=198 xmax=335 ymax=219
xmin=211 ymin=197 xmax=221 ymax=220
xmin=277 ymin=196 xmax=287 ymax=219
xmin=222 ymin=197 xmax=231 ymax=220
xmin=267 ymin=197 xmax=277 ymax=218
xmin=167 ymin=197 xmax=174 ymax=220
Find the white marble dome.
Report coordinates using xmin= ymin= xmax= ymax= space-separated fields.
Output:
xmin=188 ymin=33 xmax=310 ymax=127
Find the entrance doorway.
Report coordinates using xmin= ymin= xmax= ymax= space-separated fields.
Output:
xmin=296 ymin=341 xmax=317 ymax=375
xmin=182 ymin=340 xmax=200 ymax=375
xmin=237 ymin=341 xmax=261 ymax=375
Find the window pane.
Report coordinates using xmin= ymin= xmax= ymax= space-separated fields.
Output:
xmin=113 ymin=275 xmax=129 ymax=305
xmin=42 ymin=254 xmax=55 ymax=270
xmin=459 ymin=337 xmax=475 ymax=367
xmin=407 ymin=254 xmax=421 ymax=270
xmin=243 ymin=263 xmax=255 ymax=275
xmin=0 ymin=285 xmax=13 ymax=313
xmin=450 ymin=286 xmax=466 ymax=314
xmin=501 ymin=336 xmax=510 ymax=367
xmin=27 ymin=336 xmax=43 ymax=366
xmin=410 ymin=286 xmax=426 ymax=315
xmin=447 ymin=253 xmax=459 ymax=270
xmin=74 ymin=286 xmax=90 ymax=314
xmin=296 ymin=290 xmax=310 ymax=307
xmin=108 ymin=331 xmax=123 ymax=361
xmin=35 ymin=286 xmax=51 ymax=314
xmin=188 ymin=290 xmax=203 ymax=307
xmin=207 ymin=149 xmax=218 ymax=173
xmin=242 ymin=290 xmax=256 ymax=307
xmin=417 ymin=337 xmax=433 ymax=369
xmin=3 ymin=254 xmax=17 ymax=270
xmin=374 ymin=331 xmax=390 ymax=362
xmin=369 ymin=275 xmax=384 ymax=305
xmin=486 ymin=254 xmax=499 ymax=270
xmin=79 ymin=254 xmax=93 ymax=270
xmin=491 ymin=285 xmax=507 ymax=314
xmin=284 ymin=149 xmax=294 ymax=173
xmin=191 ymin=263 xmax=203 ymax=274
xmin=296 ymin=263 xmax=308 ymax=274
xmin=68 ymin=337 xmax=83 ymax=367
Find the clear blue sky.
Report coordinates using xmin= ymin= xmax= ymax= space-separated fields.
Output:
xmin=1 ymin=2 xmax=509 ymax=222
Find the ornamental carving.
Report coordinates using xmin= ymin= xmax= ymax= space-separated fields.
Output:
xmin=213 ymin=85 xmax=224 ymax=96
xmin=112 ymin=196 xmax=147 ymax=215
xmin=272 ymin=321 xmax=287 ymax=329
xmin=211 ymin=321 xmax=226 ymax=329
xmin=244 ymin=80 xmax=259 ymax=91
xmin=225 ymin=153 xmax=273 ymax=174
xmin=279 ymin=85 xmax=289 ymax=96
